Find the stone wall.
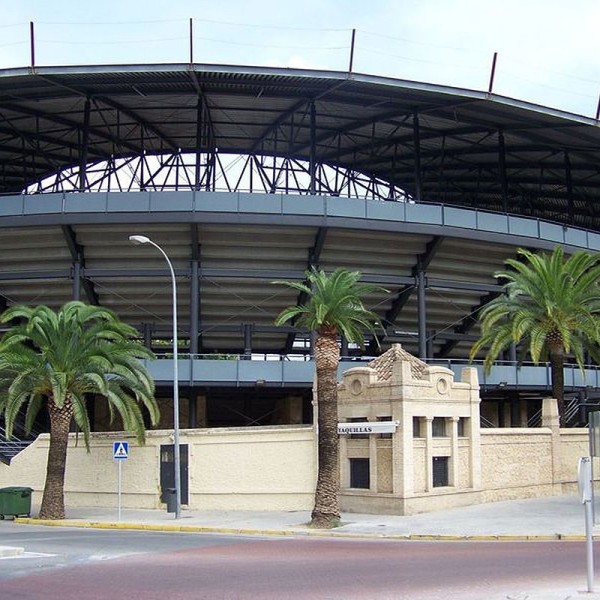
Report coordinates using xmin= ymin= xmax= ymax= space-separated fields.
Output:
xmin=0 ymin=342 xmax=593 ymax=516
xmin=0 ymin=425 xmax=316 ymax=512
xmin=480 ymin=429 xmax=556 ymax=501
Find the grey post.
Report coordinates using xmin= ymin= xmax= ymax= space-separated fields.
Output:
xmin=129 ymin=235 xmax=181 ymax=519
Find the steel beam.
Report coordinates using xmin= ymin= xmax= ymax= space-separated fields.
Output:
xmin=190 ymin=224 xmax=201 ymax=354
xmin=383 ymin=236 xmax=443 ymax=327
xmin=498 ymin=129 xmax=508 ymax=213
xmin=309 ymin=101 xmax=317 ymax=195
xmin=284 ymin=226 xmax=328 ymax=354
xmin=95 ymin=96 xmax=179 ymax=151
xmin=416 ymin=262 xmax=427 ymax=359
xmin=61 ymin=224 xmax=99 ymax=305
xmin=413 ymin=112 xmax=422 ymax=202
xmin=1 ymin=101 xmax=140 ymax=155
xmin=436 ymin=289 xmax=501 ymax=358
xmin=79 ymin=98 xmax=91 ymax=191
xmin=565 ymin=150 xmax=574 ymax=224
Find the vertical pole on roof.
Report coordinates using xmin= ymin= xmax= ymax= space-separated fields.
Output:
xmin=29 ymin=22 xmax=35 ymax=71
xmin=498 ymin=129 xmax=508 ymax=213
xmin=189 ymin=18 xmax=194 ymax=64
xmin=348 ymin=29 xmax=356 ymax=72
xmin=195 ymin=98 xmax=203 ymax=190
xmin=413 ymin=112 xmax=422 ymax=202
xmin=79 ymin=98 xmax=91 ymax=192
xmin=488 ymin=52 xmax=498 ymax=94
xmin=596 ymin=94 xmax=600 ymax=120
xmin=309 ymin=100 xmax=317 ymax=195
xmin=416 ymin=259 xmax=427 ymax=360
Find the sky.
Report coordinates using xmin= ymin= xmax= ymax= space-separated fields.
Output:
xmin=1 ymin=0 xmax=599 ymax=118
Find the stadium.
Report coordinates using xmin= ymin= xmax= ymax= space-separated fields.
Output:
xmin=1 ymin=61 xmax=600 ymax=449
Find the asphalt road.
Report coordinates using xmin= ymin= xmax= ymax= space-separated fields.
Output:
xmin=0 ymin=523 xmax=597 ymax=599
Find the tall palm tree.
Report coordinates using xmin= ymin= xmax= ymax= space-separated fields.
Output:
xmin=470 ymin=246 xmax=600 ymax=426
xmin=274 ymin=267 xmax=384 ymax=528
xmin=0 ymin=301 xmax=159 ymax=519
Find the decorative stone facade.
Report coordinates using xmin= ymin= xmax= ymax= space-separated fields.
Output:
xmin=338 ymin=344 xmax=484 ymax=514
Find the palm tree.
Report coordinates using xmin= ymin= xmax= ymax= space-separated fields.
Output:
xmin=274 ymin=267 xmax=384 ymax=528
xmin=470 ymin=246 xmax=600 ymax=426
xmin=0 ymin=301 xmax=159 ymax=519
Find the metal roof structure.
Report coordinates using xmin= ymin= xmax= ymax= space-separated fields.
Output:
xmin=0 ymin=63 xmax=599 ymax=365
xmin=1 ymin=63 xmax=600 ymax=227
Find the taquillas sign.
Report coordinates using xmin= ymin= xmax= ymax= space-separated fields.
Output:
xmin=337 ymin=421 xmax=399 ymax=435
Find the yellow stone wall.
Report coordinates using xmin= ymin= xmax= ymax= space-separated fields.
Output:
xmin=412 ymin=442 xmax=427 ymax=493
xmin=480 ymin=429 xmax=555 ymax=501
xmin=0 ymin=425 xmax=316 ymax=512
xmin=0 ymin=420 xmax=591 ymax=515
xmin=376 ymin=443 xmax=393 ymax=493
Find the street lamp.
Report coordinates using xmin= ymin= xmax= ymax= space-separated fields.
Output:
xmin=129 ymin=234 xmax=181 ymax=519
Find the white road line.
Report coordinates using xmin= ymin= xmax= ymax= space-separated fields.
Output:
xmin=0 ymin=552 xmax=57 ymax=560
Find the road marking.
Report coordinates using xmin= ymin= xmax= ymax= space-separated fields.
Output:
xmin=0 ymin=552 xmax=57 ymax=560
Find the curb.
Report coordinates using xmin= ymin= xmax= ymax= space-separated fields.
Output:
xmin=14 ymin=518 xmax=592 ymax=542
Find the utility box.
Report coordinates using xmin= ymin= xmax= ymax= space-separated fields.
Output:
xmin=0 ymin=487 xmax=33 ymax=519
xmin=163 ymin=487 xmax=177 ymax=513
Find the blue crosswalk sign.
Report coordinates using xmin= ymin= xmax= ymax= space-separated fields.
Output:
xmin=113 ymin=441 xmax=129 ymax=460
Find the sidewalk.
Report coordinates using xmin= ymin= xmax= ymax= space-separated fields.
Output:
xmin=15 ymin=494 xmax=599 ymax=540
xmin=11 ymin=495 xmax=600 ymax=600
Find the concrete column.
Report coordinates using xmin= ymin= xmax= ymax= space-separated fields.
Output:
xmin=519 ymin=400 xmax=529 ymax=427
xmin=542 ymin=397 xmax=561 ymax=491
xmin=392 ymin=403 xmax=413 ymax=498
xmin=462 ymin=366 xmax=481 ymax=490
xmin=189 ymin=395 xmax=197 ymax=428
xmin=450 ymin=416 xmax=459 ymax=487
xmin=339 ymin=431 xmax=349 ymax=488
xmin=368 ymin=419 xmax=378 ymax=493
xmin=196 ymin=394 xmax=207 ymax=428
xmin=425 ymin=416 xmax=433 ymax=491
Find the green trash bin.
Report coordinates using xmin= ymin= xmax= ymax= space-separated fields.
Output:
xmin=0 ymin=487 xmax=33 ymax=519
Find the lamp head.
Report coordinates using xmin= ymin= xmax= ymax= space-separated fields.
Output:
xmin=129 ymin=235 xmax=151 ymax=245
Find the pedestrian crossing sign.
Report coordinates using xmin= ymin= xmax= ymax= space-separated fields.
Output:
xmin=113 ymin=441 xmax=129 ymax=460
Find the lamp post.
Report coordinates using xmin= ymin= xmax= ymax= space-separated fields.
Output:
xmin=129 ymin=234 xmax=181 ymax=519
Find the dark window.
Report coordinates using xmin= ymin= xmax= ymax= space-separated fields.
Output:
xmin=432 ymin=456 xmax=449 ymax=487
xmin=432 ymin=417 xmax=447 ymax=437
xmin=413 ymin=416 xmax=422 ymax=438
xmin=350 ymin=458 xmax=370 ymax=489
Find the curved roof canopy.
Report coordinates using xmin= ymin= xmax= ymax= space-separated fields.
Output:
xmin=1 ymin=63 xmax=600 ymax=228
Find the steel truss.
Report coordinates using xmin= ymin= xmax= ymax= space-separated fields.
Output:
xmin=26 ymin=152 xmax=410 ymax=201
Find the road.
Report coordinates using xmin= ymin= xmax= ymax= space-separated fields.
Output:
xmin=0 ymin=523 xmax=596 ymax=599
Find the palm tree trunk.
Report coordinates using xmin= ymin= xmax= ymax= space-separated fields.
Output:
xmin=311 ymin=329 xmax=341 ymax=528
xmin=39 ymin=397 xmax=73 ymax=519
xmin=549 ymin=350 xmax=565 ymax=427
